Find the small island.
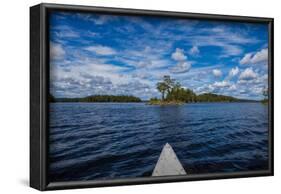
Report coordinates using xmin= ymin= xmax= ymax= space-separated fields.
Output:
xmin=148 ymin=75 xmax=256 ymax=105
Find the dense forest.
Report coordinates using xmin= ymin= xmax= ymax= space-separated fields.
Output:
xmin=49 ymin=94 xmax=141 ymax=103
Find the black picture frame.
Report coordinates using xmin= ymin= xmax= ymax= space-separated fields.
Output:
xmin=30 ymin=3 xmax=274 ymax=191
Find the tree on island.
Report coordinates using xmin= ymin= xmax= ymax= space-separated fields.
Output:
xmin=150 ymin=75 xmax=242 ymax=105
xmin=156 ymin=75 xmax=175 ymax=100
xmin=156 ymin=82 xmax=168 ymax=101
xmin=152 ymin=75 xmax=197 ymax=104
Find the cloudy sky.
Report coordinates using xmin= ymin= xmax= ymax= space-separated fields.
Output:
xmin=49 ymin=11 xmax=268 ymax=100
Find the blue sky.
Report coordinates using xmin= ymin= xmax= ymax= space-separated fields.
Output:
xmin=49 ymin=11 xmax=269 ymax=100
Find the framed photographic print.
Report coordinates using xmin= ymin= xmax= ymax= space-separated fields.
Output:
xmin=30 ymin=3 xmax=274 ymax=191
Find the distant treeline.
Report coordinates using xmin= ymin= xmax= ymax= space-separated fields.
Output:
xmin=196 ymin=93 xmax=255 ymax=102
xmin=49 ymin=94 xmax=142 ymax=103
xmin=151 ymin=91 xmax=253 ymax=103
xmin=196 ymin=93 xmax=238 ymax=102
xmin=49 ymin=93 xmax=256 ymax=104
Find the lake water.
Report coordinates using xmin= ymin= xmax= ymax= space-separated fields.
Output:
xmin=48 ymin=102 xmax=269 ymax=182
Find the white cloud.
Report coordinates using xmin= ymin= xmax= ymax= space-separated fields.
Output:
xmin=51 ymin=25 xmax=81 ymax=39
xmin=207 ymin=80 xmax=234 ymax=94
xmin=213 ymin=80 xmax=230 ymax=88
xmin=49 ymin=14 xmax=267 ymax=100
xmin=76 ymin=14 xmax=116 ymax=25
xmin=189 ymin=46 xmax=200 ymax=55
xmin=85 ymin=45 xmax=116 ymax=55
xmin=240 ymin=48 xmax=268 ymax=65
xmin=55 ymin=30 xmax=80 ymax=38
xmin=239 ymin=68 xmax=258 ymax=81
xmin=187 ymin=32 xmax=246 ymax=57
xmin=228 ymin=66 xmax=239 ymax=78
xmin=222 ymin=45 xmax=243 ymax=57
xmin=212 ymin=69 xmax=222 ymax=77
xmin=171 ymin=48 xmax=187 ymax=61
xmin=240 ymin=53 xmax=252 ymax=65
xmin=92 ymin=15 xmax=113 ymax=25
xmin=228 ymin=84 xmax=237 ymax=91
xmin=251 ymin=48 xmax=268 ymax=63
xmin=170 ymin=62 xmax=192 ymax=74
xmin=252 ymin=87 xmax=264 ymax=95
xmin=170 ymin=48 xmax=192 ymax=73
xmin=238 ymin=73 xmax=267 ymax=85
xmin=50 ymin=53 xmax=159 ymax=99
xmin=50 ymin=42 xmax=65 ymax=60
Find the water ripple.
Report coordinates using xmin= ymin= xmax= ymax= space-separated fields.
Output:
xmin=49 ymin=102 xmax=269 ymax=182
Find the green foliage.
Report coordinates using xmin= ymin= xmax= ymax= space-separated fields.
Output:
xmin=156 ymin=82 xmax=169 ymax=100
xmin=147 ymin=97 xmax=161 ymax=105
xmin=83 ymin=95 xmax=141 ymax=102
xmin=153 ymin=75 xmax=241 ymax=104
xmin=156 ymin=75 xmax=176 ymax=100
xmin=166 ymin=87 xmax=197 ymax=102
xmin=155 ymin=75 xmax=197 ymax=103
xmin=196 ymin=93 xmax=238 ymax=102
xmin=149 ymin=97 xmax=159 ymax=102
xmin=163 ymin=75 xmax=176 ymax=93
xmin=52 ymin=95 xmax=142 ymax=103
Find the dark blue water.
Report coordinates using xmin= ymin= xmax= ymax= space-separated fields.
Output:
xmin=48 ymin=102 xmax=268 ymax=182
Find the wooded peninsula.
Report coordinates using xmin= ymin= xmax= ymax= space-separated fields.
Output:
xmin=49 ymin=94 xmax=141 ymax=103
